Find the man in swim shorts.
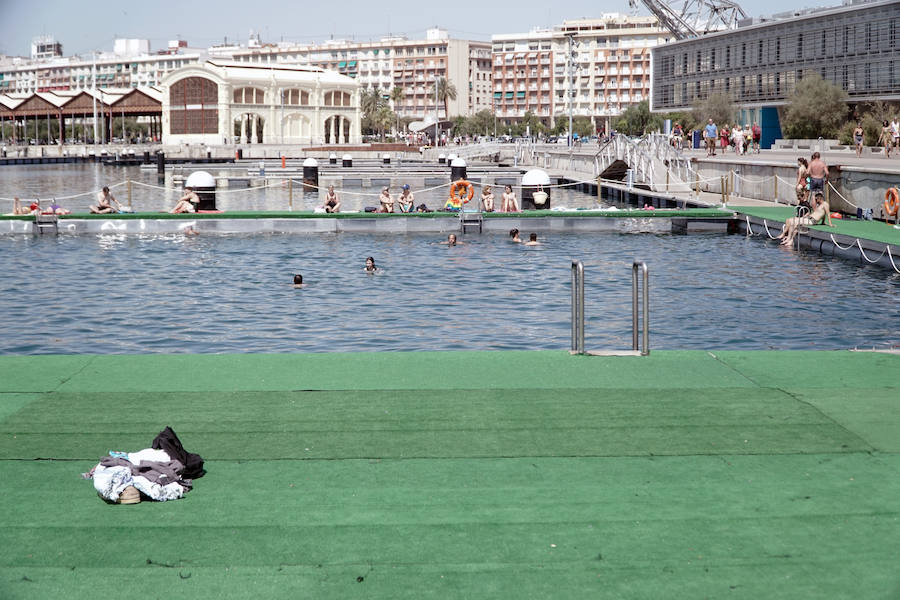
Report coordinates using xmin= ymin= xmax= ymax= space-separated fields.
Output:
xmin=90 ymin=187 xmax=122 ymax=214
xmin=807 ymin=152 xmax=828 ymax=196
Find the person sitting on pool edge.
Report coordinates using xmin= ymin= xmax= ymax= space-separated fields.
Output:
xmin=480 ymin=185 xmax=495 ymax=212
xmin=90 ymin=186 xmax=123 ymax=214
xmin=293 ymin=274 xmax=304 ymax=288
xmin=169 ymin=187 xmax=199 ymax=214
xmin=324 ymin=186 xmax=340 ymax=213
xmin=378 ymin=187 xmax=394 ymax=213
xmin=509 ymin=228 xmax=522 ymax=243
xmin=398 ymin=185 xmax=415 ymax=213
xmin=778 ymin=191 xmax=834 ymax=246
xmin=364 ymin=256 xmax=377 ymax=273
xmin=524 ymin=232 xmax=540 ymax=246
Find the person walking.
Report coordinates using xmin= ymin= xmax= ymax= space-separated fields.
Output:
xmin=853 ymin=122 xmax=865 ymax=158
xmin=703 ymin=119 xmax=718 ymax=157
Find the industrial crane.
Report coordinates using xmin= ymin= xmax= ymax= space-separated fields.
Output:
xmin=628 ymin=0 xmax=748 ymax=40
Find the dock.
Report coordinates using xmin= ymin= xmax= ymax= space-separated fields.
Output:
xmin=1 ymin=349 xmax=898 ymax=598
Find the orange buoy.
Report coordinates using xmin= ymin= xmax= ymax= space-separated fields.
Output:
xmin=449 ymin=180 xmax=474 ymax=203
xmin=885 ymin=187 xmax=899 ymax=217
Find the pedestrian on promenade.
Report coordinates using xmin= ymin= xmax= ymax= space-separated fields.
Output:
xmin=704 ymin=119 xmax=717 ymax=157
xmin=853 ymin=122 xmax=865 ymax=158
xmin=751 ymin=122 xmax=762 ymax=153
xmin=731 ymin=124 xmax=744 ymax=155
xmin=880 ymin=121 xmax=892 ymax=158
xmin=891 ymin=117 xmax=900 ymax=156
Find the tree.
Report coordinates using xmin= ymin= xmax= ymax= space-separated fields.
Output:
xmin=781 ymin=73 xmax=848 ymax=139
xmin=692 ymin=92 xmax=736 ymax=130
xmin=520 ymin=111 xmax=545 ymax=137
xmin=390 ymin=87 xmax=405 ymax=134
xmin=435 ymin=77 xmax=457 ymax=119
xmin=614 ymin=101 xmax=663 ymax=136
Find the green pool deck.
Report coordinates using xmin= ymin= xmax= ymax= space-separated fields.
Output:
xmin=0 ymin=208 xmax=732 ymax=221
xmin=733 ymin=205 xmax=900 ymax=246
xmin=1 ymin=350 xmax=899 ymax=599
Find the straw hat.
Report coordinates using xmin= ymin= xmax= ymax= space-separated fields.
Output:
xmin=117 ymin=486 xmax=141 ymax=504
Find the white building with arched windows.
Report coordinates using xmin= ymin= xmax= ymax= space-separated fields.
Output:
xmin=160 ymin=60 xmax=361 ymax=145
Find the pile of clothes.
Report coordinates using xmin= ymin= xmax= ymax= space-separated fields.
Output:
xmin=84 ymin=427 xmax=205 ymax=504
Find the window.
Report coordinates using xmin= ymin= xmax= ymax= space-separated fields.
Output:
xmin=169 ymin=76 xmax=218 ymax=134
xmin=323 ymin=90 xmax=351 ymax=106
xmin=283 ymin=89 xmax=309 ymax=105
xmin=233 ymin=87 xmax=265 ymax=104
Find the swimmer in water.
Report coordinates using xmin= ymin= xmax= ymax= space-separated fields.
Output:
xmin=293 ymin=274 xmax=304 ymax=288
xmin=364 ymin=256 xmax=377 ymax=273
xmin=509 ymin=228 xmax=522 ymax=243
xmin=524 ymin=232 xmax=540 ymax=246
xmin=442 ymin=233 xmax=463 ymax=246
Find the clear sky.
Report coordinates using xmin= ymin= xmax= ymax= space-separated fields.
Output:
xmin=1 ymin=0 xmax=813 ymax=58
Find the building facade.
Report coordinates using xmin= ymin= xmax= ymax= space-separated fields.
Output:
xmin=226 ymin=29 xmax=493 ymax=121
xmin=160 ymin=60 xmax=361 ymax=145
xmin=651 ymin=0 xmax=900 ymax=133
xmin=492 ymin=14 xmax=671 ymax=129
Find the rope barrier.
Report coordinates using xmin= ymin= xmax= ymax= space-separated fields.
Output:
xmin=762 ymin=219 xmax=781 ymax=240
xmin=828 ymin=233 xmax=857 ymax=251
xmin=826 ymin=182 xmax=861 ymax=210
xmin=855 ymin=238 xmax=888 ymax=264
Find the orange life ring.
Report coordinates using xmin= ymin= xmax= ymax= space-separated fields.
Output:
xmin=885 ymin=187 xmax=899 ymax=216
xmin=449 ymin=180 xmax=474 ymax=203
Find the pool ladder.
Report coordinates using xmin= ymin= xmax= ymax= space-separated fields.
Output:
xmin=571 ymin=260 xmax=649 ymax=356
xmin=459 ymin=209 xmax=483 ymax=233
xmin=32 ymin=213 xmax=59 ymax=235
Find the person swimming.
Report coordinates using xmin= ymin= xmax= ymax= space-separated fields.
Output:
xmin=293 ymin=273 xmax=304 ymax=288
xmin=524 ymin=232 xmax=540 ymax=246
xmin=442 ymin=233 xmax=463 ymax=246
xmin=509 ymin=228 xmax=522 ymax=243
xmin=365 ymin=256 xmax=377 ymax=273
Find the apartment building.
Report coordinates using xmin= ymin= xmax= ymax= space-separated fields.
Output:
xmin=0 ymin=40 xmax=201 ymax=94
xmin=227 ymin=28 xmax=492 ymax=120
xmin=492 ymin=14 xmax=671 ymax=129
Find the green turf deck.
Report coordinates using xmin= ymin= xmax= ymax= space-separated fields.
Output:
xmin=1 ymin=350 xmax=898 ymax=599
xmin=0 ymin=208 xmax=731 ymax=221
xmin=735 ymin=206 xmax=900 ymax=245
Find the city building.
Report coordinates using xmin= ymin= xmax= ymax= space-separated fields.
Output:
xmin=492 ymin=14 xmax=671 ymax=130
xmin=225 ymin=28 xmax=493 ymax=121
xmin=160 ymin=60 xmax=361 ymax=145
xmin=650 ymin=0 xmax=900 ymax=146
xmin=0 ymin=40 xmax=202 ymax=94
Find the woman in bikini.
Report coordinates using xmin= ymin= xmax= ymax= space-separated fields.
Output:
xmin=795 ymin=157 xmax=810 ymax=209
xmin=480 ymin=185 xmax=495 ymax=212
xmin=324 ymin=185 xmax=341 ymax=213
xmin=501 ymin=185 xmax=519 ymax=212
xmin=853 ymin=123 xmax=865 ymax=158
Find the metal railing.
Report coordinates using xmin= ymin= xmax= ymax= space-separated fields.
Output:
xmin=632 ymin=261 xmax=650 ymax=356
xmin=570 ymin=259 xmax=650 ymax=356
xmin=571 ymin=260 xmax=585 ymax=354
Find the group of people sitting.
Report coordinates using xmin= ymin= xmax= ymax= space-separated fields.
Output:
xmin=7 ymin=197 xmax=71 ymax=216
xmin=316 ymin=181 xmax=523 ymax=214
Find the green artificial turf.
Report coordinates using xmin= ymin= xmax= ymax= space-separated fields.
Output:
xmin=0 ymin=350 xmax=898 ymax=599
xmin=735 ymin=206 xmax=900 ymax=245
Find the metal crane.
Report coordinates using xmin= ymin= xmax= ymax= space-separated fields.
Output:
xmin=628 ymin=0 xmax=748 ymax=40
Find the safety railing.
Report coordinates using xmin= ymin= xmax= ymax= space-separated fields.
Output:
xmin=570 ymin=259 xmax=650 ymax=356
xmin=571 ymin=260 xmax=585 ymax=354
xmin=632 ymin=261 xmax=650 ymax=356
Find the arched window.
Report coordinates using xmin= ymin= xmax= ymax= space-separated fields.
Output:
xmin=233 ymin=87 xmax=265 ymax=104
xmin=323 ymin=90 xmax=351 ymax=107
xmin=283 ymin=89 xmax=310 ymax=105
xmin=169 ymin=76 xmax=218 ymax=134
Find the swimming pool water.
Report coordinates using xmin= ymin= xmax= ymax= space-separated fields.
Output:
xmin=1 ymin=231 xmax=897 ymax=354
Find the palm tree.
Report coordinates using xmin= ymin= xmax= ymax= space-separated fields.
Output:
xmin=360 ymin=88 xmax=384 ymax=119
xmin=435 ymin=77 xmax=457 ymax=120
xmin=390 ymin=87 xmax=404 ymax=135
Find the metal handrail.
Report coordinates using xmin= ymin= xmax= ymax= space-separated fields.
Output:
xmin=632 ymin=261 xmax=650 ymax=355
xmin=571 ymin=260 xmax=585 ymax=354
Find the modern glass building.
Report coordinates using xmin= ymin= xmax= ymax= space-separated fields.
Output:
xmin=650 ymin=0 xmax=900 ymax=145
